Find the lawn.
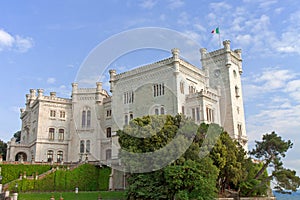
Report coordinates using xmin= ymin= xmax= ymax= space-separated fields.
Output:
xmin=18 ymin=191 xmax=125 ymax=200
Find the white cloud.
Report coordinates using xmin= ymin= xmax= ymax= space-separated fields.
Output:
xmin=168 ymin=0 xmax=184 ymax=9
xmin=254 ymin=68 xmax=296 ymax=90
xmin=0 ymin=29 xmax=33 ymax=52
xmin=47 ymin=77 xmax=56 ymax=84
xmin=0 ymin=29 xmax=14 ymax=49
xmin=139 ymin=0 xmax=157 ymax=9
xmin=15 ymin=35 xmax=34 ymax=53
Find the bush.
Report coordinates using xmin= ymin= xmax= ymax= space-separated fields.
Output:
xmin=4 ymin=164 xmax=111 ymax=192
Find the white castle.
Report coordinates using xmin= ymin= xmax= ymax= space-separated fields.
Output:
xmin=6 ymin=40 xmax=248 ymax=164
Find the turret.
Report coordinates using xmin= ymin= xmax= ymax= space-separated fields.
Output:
xmin=109 ymin=69 xmax=117 ymax=93
xmin=96 ymin=82 xmax=102 ymax=103
xmin=171 ymin=48 xmax=180 ymax=74
xmin=37 ymin=89 xmax=44 ymax=99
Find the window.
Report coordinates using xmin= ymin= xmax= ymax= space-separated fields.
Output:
xmin=49 ymin=128 xmax=55 ymax=140
xmin=59 ymin=111 xmax=66 ymax=118
xmin=47 ymin=150 xmax=54 ymax=162
xmin=87 ymin=110 xmax=91 ymax=127
xmin=58 ymin=129 xmax=64 ymax=141
xmin=153 ymin=83 xmax=165 ymax=97
xmin=106 ymin=109 xmax=112 ymax=117
xmin=106 ymin=127 xmax=112 ymax=138
xmin=124 ymin=91 xmax=134 ymax=104
xmin=206 ymin=107 xmax=214 ymax=123
xmin=196 ymin=107 xmax=200 ymax=121
xmin=82 ymin=111 xmax=86 ymax=127
xmin=129 ymin=113 xmax=133 ymax=120
xmin=182 ymin=106 xmax=185 ymax=115
xmin=125 ymin=115 xmax=128 ymax=125
xmin=155 ymin=108 xmax=159 ymax=115
xmin=160 ymin=107 xmax=165 ymax=115
xmin=50 ymin=110 xmax=56 ymax=117
xmin=57 ymin=151 xmax=63 ymax=162
xmin=180 ymin=81 xmax=184 ymax=94
xmin=237 ymin=124 xmax=242 ymax=136
xmin=233 ymin=70 xmax=237 ymax=78
xmin=82 ymin=108 xmax=91 ymax=128
xmin=86 ymin=140 xmax=90 ymax=153
xmin=189 ymin=85 xmax=196 ymax=94
xmin=106 ymin=149 xmax=112 ymax=160
xmin=80 ymin=140 xmax=85 ymax=153
xmin=235 ymin=86 xmax=240 ymax=98
xmin=192 ymin=108 xmax=196 ymax=121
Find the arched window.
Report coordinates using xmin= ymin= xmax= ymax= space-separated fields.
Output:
xmin=86 ymin=140 xmax=90 ymax=153
xmin=106 ymin=127 xmax=112 ymax=138
xmin=57 ymin=151 xmax=63 ymax=162
xmin=87 ymin=110 xmax=91 ymax=127
xmin=160 ymin=107 xmax=165 ymax=115
xmin=47 ymin=150 xmax=54 ymax=162
xmin=129 ymin=113 xmax=133 ymax=120
xmin=80 ymin=140 xmax=85 ymax=153
xmin=82 ymin=108 xmax=91 ymax=128
xmin=125 ymin=115 xmax=128 ymax=125
xmin=82 ymin=110 xmax=86 ymax=128
xmin=106 ymin=149 xmax=112 ymax=160
xmin=49 ymin=128 xmax=55 ymax=140
xmin=58 ymin=129 xmax=64 ymax=141
xmin=155 ymin=108 xmax=159 ymax=115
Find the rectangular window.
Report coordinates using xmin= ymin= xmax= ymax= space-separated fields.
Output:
xmin=106 ymin=109 xmax=112 ymax=117
xmin=153 ymin=83 xmax=165 ymax=97
xmin=238 ymin=124 xmax=242 ymax=136
xmin=124 ymin=91 xmax=134 ymax=104
xmin=180 ymin=82 xmax=184 ymax=94
xmin=192 ymin=108 xmax=195 ymax=121
xmin=182 ymin=106 xmax=185 ymax=115
xmin=60 ymin=111 xmax=66 ymax=118
xmin=206 ymin=107 xmax=214 ymax=123
xmin=49 ymin=128 xmax=55 ymax=140
xmin=196 ymin=107 xmax=200 ymax=121
xmin=50 ymin=110 xmax=56 ymax=117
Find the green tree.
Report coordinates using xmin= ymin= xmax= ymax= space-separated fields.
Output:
xmin=13 ymin=130 xmax=21 ymax=143
xmin=209 ymin=132 xmax=247 ymax=193
xmin=118 ymin=115 xmax=219 ymax=200
xmin=248 ymin=131 xmax=300 ymax=194
xmin=0 ymin=139 xmax=7 ymax=160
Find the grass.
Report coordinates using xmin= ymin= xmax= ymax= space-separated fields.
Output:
xmin=18 ymin=191 xmax=125 ymax=200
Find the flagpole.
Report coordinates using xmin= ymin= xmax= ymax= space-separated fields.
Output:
xmin=218 ymin=25 xmax=221 ymax=48
xmin=218 ymin=30 xmax=221 ymax=48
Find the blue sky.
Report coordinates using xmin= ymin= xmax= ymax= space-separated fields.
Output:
xmin=1 ymin=0 xmax=300 ymax=176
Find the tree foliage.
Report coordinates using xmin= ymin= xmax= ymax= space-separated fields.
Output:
xmin=209 ymin=132 xmax=248 ymax=194
xmin=0 ymin=139 xmax=7 ymax=160
xmin=119 ymin=115 xmax=219 ymax=200
xmin=249 ymin=131 xmax=300 ymax=194
xmin=13 ymin=130 xmax=21 ymax=143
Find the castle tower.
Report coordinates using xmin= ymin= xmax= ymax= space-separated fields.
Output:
xmin=200 ymin=40 xmax=248 ymax=150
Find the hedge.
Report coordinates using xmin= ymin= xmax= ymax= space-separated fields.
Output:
xmin=4 ymin=164 xmax=111 ymax=192
xmin=0 ymin=164 xmax=52 ymax=184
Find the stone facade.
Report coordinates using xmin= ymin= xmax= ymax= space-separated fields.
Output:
xmin=6 ymin=40 xmax=248 ymax=163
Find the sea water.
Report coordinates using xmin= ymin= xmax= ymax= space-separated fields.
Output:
xmin=274 ymin=191 xmax=300 ymax=200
